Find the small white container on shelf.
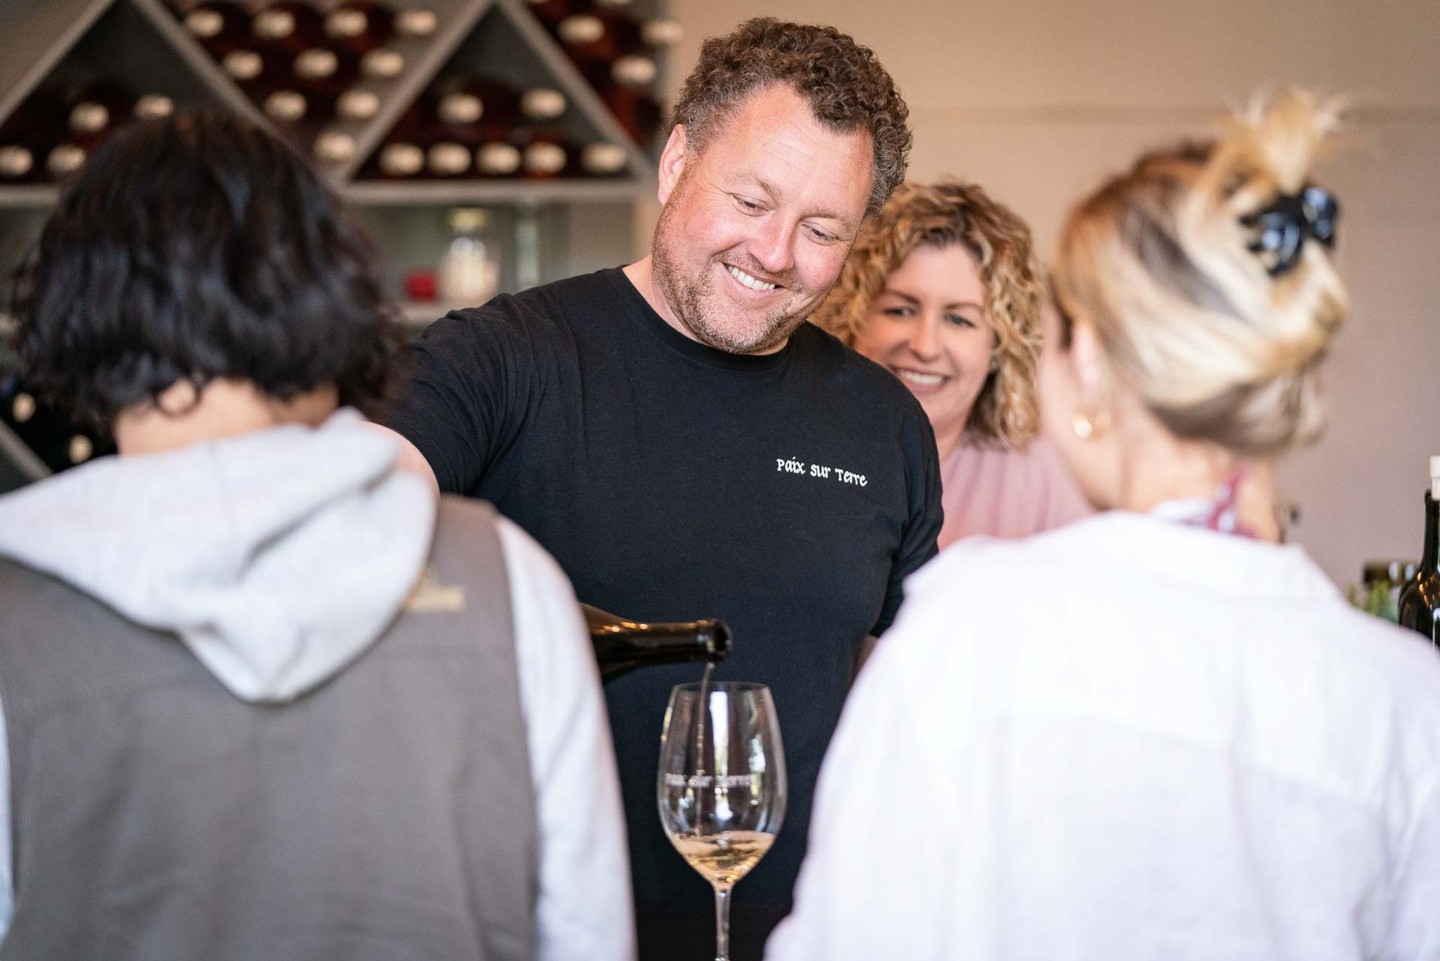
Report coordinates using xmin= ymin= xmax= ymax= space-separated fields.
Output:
xmin=440 ymin=206 xmax=498 ymax=306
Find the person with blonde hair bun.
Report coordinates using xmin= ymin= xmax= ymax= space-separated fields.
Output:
xmin=813 ymin=180 xmax=1090 ymax=545
xmin=768 ymin=90 xmax=1440 ymax=961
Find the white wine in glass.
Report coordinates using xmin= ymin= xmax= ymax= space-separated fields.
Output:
xmin=658 ymin=680 xmax=786 ymax=961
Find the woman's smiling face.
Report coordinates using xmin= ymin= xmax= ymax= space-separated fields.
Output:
xmin=852 ymin=243 xmax=995 ymax=455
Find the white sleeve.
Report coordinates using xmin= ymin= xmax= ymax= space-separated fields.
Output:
xmin=0 ymin=698 xmax=11 ymax=946
xmin=498 ymin=517 xmax=636 ymax=961
xmin=1386 ymin=779 xmax=1440 ymax=959
xmin=763 ymin=597 xmax=958 ymax=961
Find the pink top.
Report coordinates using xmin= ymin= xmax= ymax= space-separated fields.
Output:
xmin=937 ymin=435 xmax=1093 ymax=549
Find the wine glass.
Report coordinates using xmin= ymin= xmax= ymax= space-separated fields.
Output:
xmin=658 ymin=680 xmax=786 ymax=961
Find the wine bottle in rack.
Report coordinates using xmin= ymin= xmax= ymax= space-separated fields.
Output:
xmin=45 ymin=141 xmax=89 ymax=180
xmin=325 ymin=0 xmax=397 ymax=53
xmin=64 ymin=84 xmax=176 ymax=145
xmin=182 ymin=0 xmax=256 ymax=58
xmin=0 ymin=371 xmax=113 ymax=474
xmin=426 ymin=141 xmax=472 ymax=177
xmin=474 ymin=141 xmax=522 ymax=178
xmin=363 ymin=100 xmax=425 ymax=175
xmin=525 ymin=0 xmax=580 ymax=30
xmin=313 ymin=129 xmax=358 ymax=165
xmin=324 ymin=1 xmax=437 ymax=55
xmin=557 ymin=9 xmax=681 ymax=61
xmin=0 ymin=88 xmax=64 ymax=184
xmin=580 ymin=141 xmax=627 ymax=177
xmin=429 ymin=79 xmax=564 ymax=150
xmin=434 ymin=77 xmax=518 ymax=133
xmin=520 ymin=87 xmax=567 ymax=123
xmin=599 ymin=85 xmax=663 ymax=144
xmin=335 ymin=89 xmax=382 ymax=123
xmin=134 ymin=94 xmax=177 ymax=122
xmin=0 ymin=144 xmax=34 ymax=181
xmin=221 ymin=47 xmax=290 ymax=91
xmin=360 ymin=48 xmax=407 ymax=80
xmin=251 ymin=1 xmax=327 ymax=54
xmin=291 ymin=47 xmax=365 ymax=110
xmin=521 ymin=141 xmax=569 ymax=179
xmin=374 ymin=140 xmax=425 ymax=178
xmin=63 ymin=81 xmax=129 ymax=145
xmin=261 ymin=88 xmax=310 ymax=124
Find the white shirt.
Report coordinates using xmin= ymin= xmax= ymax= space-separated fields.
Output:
xmin=0 ymin=517 xmax=635 ymax=961
xmin=768 ymin=511 xmax=1440 ymax=961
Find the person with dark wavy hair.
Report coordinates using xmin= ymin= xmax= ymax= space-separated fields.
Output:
xmin=0 ymin=112 xmax=633 ymax=961
xmin=379 ymin=17 xmax=939 ymax=961
xmin=12 ymin=110 xmax=399 ymax=432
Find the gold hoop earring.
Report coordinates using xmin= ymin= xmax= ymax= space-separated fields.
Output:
xmin=1071 ymin=407 xmax=1110 ymax=440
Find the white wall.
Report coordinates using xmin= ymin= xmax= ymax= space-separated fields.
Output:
xmin=650 ymin=0 xmax=1440 ymax=587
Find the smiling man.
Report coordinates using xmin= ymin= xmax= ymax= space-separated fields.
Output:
xmin=384 ymin=18 xmax=942 ymax=960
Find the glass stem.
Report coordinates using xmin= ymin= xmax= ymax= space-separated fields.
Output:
xmin=713 ymin=884 xmax=733 ymax=961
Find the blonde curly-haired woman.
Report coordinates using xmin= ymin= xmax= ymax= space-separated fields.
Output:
xmin=812 ymin=180 xmax=1090 ymax=546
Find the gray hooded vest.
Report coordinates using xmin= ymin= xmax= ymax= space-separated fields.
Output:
xmin=0 ymin=497 xmax=538 ymax=961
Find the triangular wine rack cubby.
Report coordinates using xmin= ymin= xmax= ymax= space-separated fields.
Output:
xmin=0 ymin=0 xmax=667 ymax=204
xmin=0 ymin=0 xmax=674 ymax=484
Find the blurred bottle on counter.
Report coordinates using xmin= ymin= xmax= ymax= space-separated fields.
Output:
xmin=439 ymin=208 xmax=498 ymax=305
xmin=1398 ymin=455 xmax=1440 ymax=644
xmin=1351 ymin=560 xmax=1418 ymax=623
xmin=583 ymin=604 xmax=731 ymax=683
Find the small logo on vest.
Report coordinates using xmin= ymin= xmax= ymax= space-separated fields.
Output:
xmin=405 ymin=565 xmax=467 ymax=613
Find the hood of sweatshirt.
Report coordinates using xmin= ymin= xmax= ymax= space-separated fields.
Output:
xmin=0 ymin=409 xmax=436 ymax=703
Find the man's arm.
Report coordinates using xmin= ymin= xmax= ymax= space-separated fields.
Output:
xmin=872 ymin=405 xmax=944 ymax=637
xmin=384 ymin=307 xmax=521 ymax=496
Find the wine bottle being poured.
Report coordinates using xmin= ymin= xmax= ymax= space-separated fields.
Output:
xmin=582 ymin=604 xmax=731 ymax=682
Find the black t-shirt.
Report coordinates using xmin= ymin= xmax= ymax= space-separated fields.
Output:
xmin=387 ymin=268 xmax=941 ymax=932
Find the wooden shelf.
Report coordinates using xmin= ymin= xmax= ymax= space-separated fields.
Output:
xmin=0 ymin=186 xmax=60 ymax=208
xmin=344 ymin=177 xmax=650 ymax=206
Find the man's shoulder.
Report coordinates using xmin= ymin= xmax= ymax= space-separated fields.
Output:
xmin=439 ymin=268 xmax=626 ymax=330
xmin=792 ymin=323 xmax=919 ymax=393
xmin=789 ymin=322 xmax=933 ymax=425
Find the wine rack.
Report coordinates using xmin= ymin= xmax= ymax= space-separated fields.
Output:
xmin=0 ymin=0 xmax=671 ymax=200
xmin=0 ymin=0 xmax=674 ymax=479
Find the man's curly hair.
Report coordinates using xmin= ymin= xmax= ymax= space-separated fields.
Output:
xmin=812 ymin=180 xmax=1044 ymax=449
xmin=671 ymin=17 xmax=910 ymax=218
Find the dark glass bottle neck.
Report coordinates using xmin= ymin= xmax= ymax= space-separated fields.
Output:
xmin=1423 ymin=491 xmax=1438 ymax=570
